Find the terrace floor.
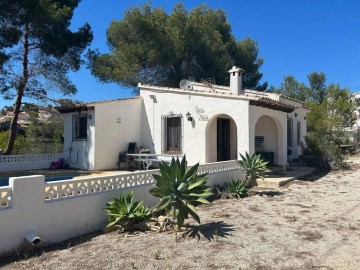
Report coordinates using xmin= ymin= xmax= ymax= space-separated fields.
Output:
xmin=0 ymin=164 xmax=316 ymax=185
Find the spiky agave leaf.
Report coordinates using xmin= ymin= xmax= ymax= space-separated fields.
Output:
xmin=104 ymin=191 xmax=151 ymax=229
xmin=226 ymin=179 xmax=248 ymax=198
xmin=150 ymin=156 xmax=213 ymax=229
xmin=238 ymin=152 xmax=270 ymax=188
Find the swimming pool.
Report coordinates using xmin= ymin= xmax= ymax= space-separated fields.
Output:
xmin=0 ymin=175 xmax=77 ymax=187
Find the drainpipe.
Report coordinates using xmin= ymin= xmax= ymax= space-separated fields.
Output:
xmin=25 ymin=231 xmax=42 ymax=245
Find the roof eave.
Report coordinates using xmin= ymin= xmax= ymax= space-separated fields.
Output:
xmin=55 ymin=105 xmax=94 ymax=114
xmin=250 ymin=100 xmax=296 ymax=113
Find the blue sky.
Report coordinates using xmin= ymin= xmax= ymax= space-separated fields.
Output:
xmin=1 ymin=0 xmax=360 ymax=108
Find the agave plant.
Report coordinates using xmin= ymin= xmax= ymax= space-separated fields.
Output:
xmin=238 ymin=152 xmax=270 ymax=188
xmin=226 ymin=179 xmax=248 ymax=198
xmin=149 ymin=156 xmax=213 ymax=231
xmin=104 ymin=190 xmax=151 ymax=230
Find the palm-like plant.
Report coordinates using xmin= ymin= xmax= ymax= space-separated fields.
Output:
xmin=238 ymin=152 xmax=270 ymax=188
xmin=104 ymin=191 xmax=151 ymax=231
xmin=149 ymin=156 xmax=213 ymax=231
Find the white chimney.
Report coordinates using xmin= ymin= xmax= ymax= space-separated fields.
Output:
xmin=228 ymin=66 xmax=245 ymax=95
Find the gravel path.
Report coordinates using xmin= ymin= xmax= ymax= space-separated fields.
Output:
xmin=2 ymin=155 xmax=360 ymax=270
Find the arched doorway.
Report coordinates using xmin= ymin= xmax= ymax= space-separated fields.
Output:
xmin=254 ymin=115 xmax=278 ymax=165
xmin=206 ymin=114 xmax=237 ymax=162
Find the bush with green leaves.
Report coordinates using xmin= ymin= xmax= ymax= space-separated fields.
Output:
xmin=238 ymin=152 xmax=270 ymax=188
xmin=0 ymin=131 xmax=30 ymax=154
xmin=104 ymin=191 xmax=151 ymax=231
xmin=149 ymin=156 xmax=213 ymax=231
xmin=301 ymin=84 xmax=355 ymax=170
xmin=226 ymin=179 xmax=248 ymax=198
xmin=301 ymin=136 xmax=349 ymax=170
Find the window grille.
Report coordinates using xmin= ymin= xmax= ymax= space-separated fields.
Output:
xmin=161 ymin=113 xmax=183 ymax=155
xmin=287 ymin=117 xmax=293 ymax=147
xmin=297 ymin=121 xmax=301 ymax=146
xmin=73 ymin=115 xmax=87 ymax=141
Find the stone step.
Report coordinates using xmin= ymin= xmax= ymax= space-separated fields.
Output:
xmin=258 ymin=166 xmax=316 ymax=188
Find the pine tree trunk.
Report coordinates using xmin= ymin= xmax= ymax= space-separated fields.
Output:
xmin=3 ymin=25 xmax=30 ymax=155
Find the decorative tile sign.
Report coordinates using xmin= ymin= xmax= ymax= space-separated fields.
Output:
xmin=195 ymin=106 xmax=209 ymax=121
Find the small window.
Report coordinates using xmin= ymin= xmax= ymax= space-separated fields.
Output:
xmin=297 ymin=121 xmax=301 ymax=146
xmin=73 ymin=115 xmax=87 ymax=141
xmin=287 ymin=117 xmax=293 ymax=147
xmin=162 ymin=114 xmax=183 ymax=155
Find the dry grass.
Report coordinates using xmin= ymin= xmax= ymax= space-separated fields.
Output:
xmin=2 ymin=155 xmax=360 ymax=270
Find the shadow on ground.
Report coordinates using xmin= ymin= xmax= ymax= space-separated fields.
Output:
xmin=297 ymin=169 xmax=330 ymax=182
xmin=254 ymin=190 xmax=284 ymax=197
xmin=181 ymin=221 xmax=234 ymax=241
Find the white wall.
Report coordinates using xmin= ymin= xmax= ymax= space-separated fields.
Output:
xmin=249 ymin=106 xmax=287 ymax=167
xmin=207 ymin=117 xmax=217 ymax=162
xmin=0 ymin=154 xmax=64 ymax=172
xmin=62 ymin=99 xmax=144 ymax=171
xmin=60 ymin=89 xmax=308 ymax=170
xmin=94 ymin=99 xmax=143 ymax=170
xmin=0 ymin=161 xmax=241 ymax=255
xmin=63 ymin=110 xmax=95 ymax=170
xmin=255 ymin=115 xmax=278 ymax=163
xmin=287 ymin=108 xmax=308 ymax=159
xmin=0 ymin=174 xmax=157 ymax=256
xmin=140 ymin=88 xmax=250 ymax=165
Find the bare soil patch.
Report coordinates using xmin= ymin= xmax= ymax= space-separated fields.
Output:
xmin=2 ymin=155 xmax=360 ymax=269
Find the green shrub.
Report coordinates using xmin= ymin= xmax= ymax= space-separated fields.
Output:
xmin=303 ymin=87 xmax=355 ymax=170
xmin=226 ymin=179 xmax=248 ymax=198
xmin=0 ymin=130 xmax=30 ymax=154
xmin=104 ymin=191 xmax=151 ymax=231
xmin=149 ymin=156 xmax=213 ymax=231
xmin=301 ymin=136 xmax=349 ymax=170
xmin=238 ymin=152 xmax=270 ymax=188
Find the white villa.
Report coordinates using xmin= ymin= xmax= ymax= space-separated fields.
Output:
xmin=0 ymin=68 xmax=311 ymax=254
xmin=57 ymin=67 xmax=310 ymax=170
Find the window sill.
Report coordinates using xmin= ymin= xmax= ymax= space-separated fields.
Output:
xmin=72 ymin=139 xmax=87 ymax=142
xmin=162 ymin=151 xmax=183 ymax=156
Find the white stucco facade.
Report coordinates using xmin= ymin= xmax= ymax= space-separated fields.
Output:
xmin=287 ymin=108 xmax=308 ymax=159
xmin=94 ymin=98 xmax=144 ymax=170
xmin=58 ymin=69 xmax=310 ymax=170
xmin=140 ymin=88 xmax=251 ymax=165
xmin=249 ymin=105 xmax=287 ymax=166
xmin=61 ymin=98 xmax=144 ymax=170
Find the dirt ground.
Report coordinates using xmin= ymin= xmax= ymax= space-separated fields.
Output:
xmin=2 ymin=156 xmax=360 ymax=270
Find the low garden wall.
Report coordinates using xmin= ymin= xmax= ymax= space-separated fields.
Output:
xmin=0 ymin=160 xmax=241 ymax=255
xmin=0 ymin=153 xmax=65 ymax=172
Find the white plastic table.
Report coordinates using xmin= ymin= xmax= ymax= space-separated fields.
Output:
xmin=126 ymin=153 xmax=161 ymax=170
